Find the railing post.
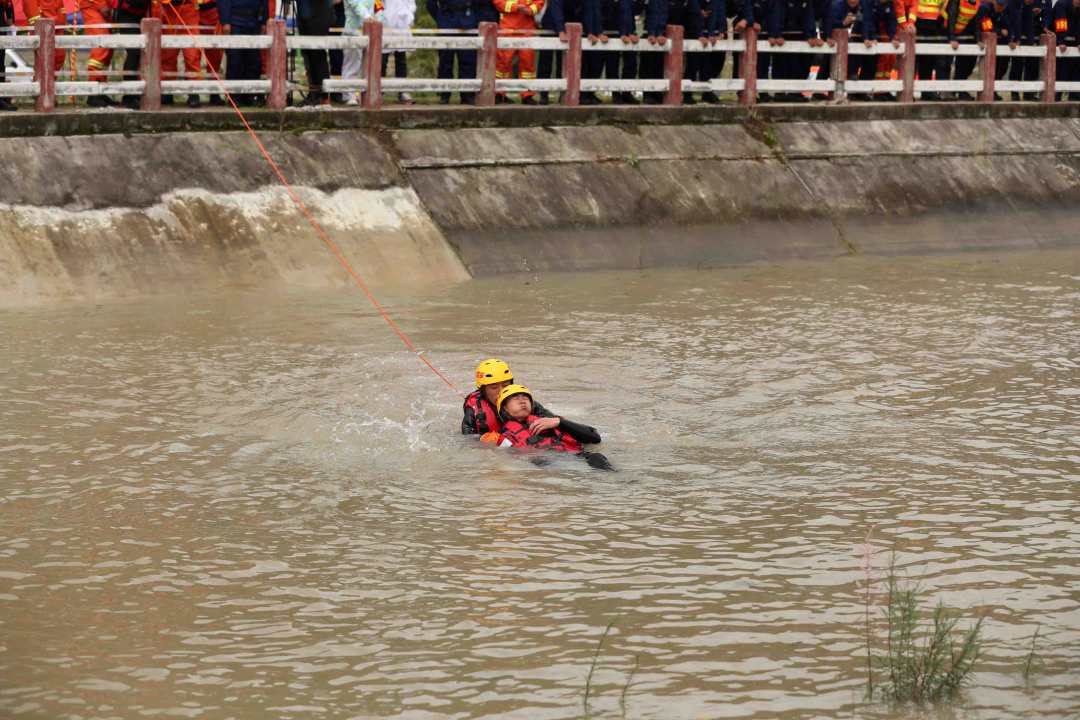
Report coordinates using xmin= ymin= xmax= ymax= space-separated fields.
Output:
xmin=139 ymin=17 xmax=162 ymax=111
xmin=831 ymin=28 xmax=848 ymax=102
xmin=267 ymin=19 xmax=287 ymax=109
xmin=663 ymin=23 xmax=683 ymax=105
xmin=900 ymin=29 xmax=915 ymax=103
xmin=740 ymin=26 xmax=757 ymax=106
xmin=979 ymin=30 xmax=996 ymax=102
xmin=1040 ymin=32 xmax=1055 ymax=103
xmin=563 ymin=22 xmax=582 ymax=106
xmin=362 ymin=19 xmax=382 ymax=109
xmin=477 ymin=21 xmax=498 ymax=106
xmin=34 ymin=18 xmax=56 ymax=113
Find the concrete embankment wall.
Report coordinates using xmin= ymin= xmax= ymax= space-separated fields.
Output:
xmin=2 ymin=104 xmax=1079 ymax=305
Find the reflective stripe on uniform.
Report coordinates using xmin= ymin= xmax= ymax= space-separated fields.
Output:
xmin=1055 ymin=17 xmax=1068 ymax=31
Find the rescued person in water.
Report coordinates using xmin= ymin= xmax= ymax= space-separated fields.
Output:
xmin=495 ymin=384 xmax=613 ymax=471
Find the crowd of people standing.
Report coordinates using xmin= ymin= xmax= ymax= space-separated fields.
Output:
xmin=2 ymin=0 xmax=1080 ymax=109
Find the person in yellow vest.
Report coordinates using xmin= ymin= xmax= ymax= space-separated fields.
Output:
xmin=912 ymin=0 xmax=948 ymax=98
xmin=944 ymin=0 xmax=980 ymax=97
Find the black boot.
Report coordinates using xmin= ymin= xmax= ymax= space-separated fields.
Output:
xmin=121 ymin=95 xmax=140 ymax=110
xmin=0 ymin=97 xmax=17 ymax=111
xmin=186 ymin=94 xmax=201 ymax=108
xmin=208 ymin=94 xmax=226 ymax=106
xmin=87 ymin=95 xmax=116 ymax=108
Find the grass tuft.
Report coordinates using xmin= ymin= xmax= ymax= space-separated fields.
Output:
xmin=868 ymin=553 xmax=984 ymax=705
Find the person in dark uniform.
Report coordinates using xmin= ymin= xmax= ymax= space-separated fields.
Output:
xmin=296 ymin=0 xmax=334 ymax=104
xmin=220 ymin=0 xmax=270 ymax=105
xmin=824 ymin=0 xmax=897 ymax=97
xmin=1010 ymin=0 xmax=1048 ymax=98
xmin=683 ymin=0 xmax=726 ymax=102
xmin=972 ymin=0 xmax=1020 ymax=97
xmin=767 ymin=0 xmax=820 ymax=101
xmin=640 ymin=0 xmax=702 ymax=103
xmin=1052 ymin=0 xmax=1080 ymax=99
xmin=585 ymin=0 xmax=639 ymax=103
xmin=426 ymin=0 xmax=478 ymax=103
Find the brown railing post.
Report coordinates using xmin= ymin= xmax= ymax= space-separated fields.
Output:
xmin=663 ymin=23 xmax=683 ymax=105
xmin=563 ymin=22 xmax=582 ymax=106
xmin=900 ymin=29 xmax=915 ymax=102
xmin=477 ymin=21 xmax=497 ymax=105
xmin=740 ymin=26 xmax=757 ymax=106
xmin=362 ymin=19 xmax=382 ymax=109
xmin=34 ymin=18 xmax=56 ymax=112
xmin=139 ymin=17 xmax=162 ymax=110
xmin=831 ymin=28 xmax=848 ymax=102
xmin=979 ymin=30 xmax=996 ymax=102
xmin=1040 ymin=32 xmax=1055 ymax=103
xmin=267 ymin=19 xmax=287 ymax=109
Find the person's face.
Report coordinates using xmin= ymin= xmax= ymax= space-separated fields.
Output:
xmin=483 ymin=380 xmax=510 ymax=405
xmin=503 ymin=394 xmax=532 ymax=420
xmin=847 ymin=0 xmax=858 ymax=9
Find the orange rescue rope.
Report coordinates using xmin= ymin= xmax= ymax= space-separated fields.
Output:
xmin=158 ymin=2 xmax=459 ymax=392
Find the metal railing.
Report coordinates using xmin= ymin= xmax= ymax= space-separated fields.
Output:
xmin=2 ymin=18 xmax=1078 ymax=112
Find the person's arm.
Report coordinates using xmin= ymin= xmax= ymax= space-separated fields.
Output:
xmin=531 ymin=400 xmax=556 ymax=418
xmin=558 ymin=417 xmax=602 ymax=444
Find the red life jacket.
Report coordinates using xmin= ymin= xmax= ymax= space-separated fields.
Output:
xmin=498 ymin=415 xmax=582 ymax=453
xmin=463 ymin=390 xmax=501 ymax=435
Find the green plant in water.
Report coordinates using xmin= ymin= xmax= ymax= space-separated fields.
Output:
xmin=1023 ymin=624 xmax=1042 ymax=683
xmin=870 ymin=556 xmax=984 ymax=705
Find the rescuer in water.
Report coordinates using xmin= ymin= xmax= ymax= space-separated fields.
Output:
xmin=496 ymin=384 xmax=613 ymax=470
xmin=461 ymin=358 xmax=556 ymax=436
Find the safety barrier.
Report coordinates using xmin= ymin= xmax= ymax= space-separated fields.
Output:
xmin=2 ymin=18 xmax=1079 ymax=112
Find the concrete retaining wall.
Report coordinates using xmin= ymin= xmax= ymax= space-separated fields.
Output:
xmin=1 ymin=104 xmax=1078 ymax=305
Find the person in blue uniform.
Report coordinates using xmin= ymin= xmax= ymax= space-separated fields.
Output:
xmin=1052 ymin=0 xmax=1080 ymax=99
xmin=683 ymin=0 xmax=727 ymax=102
xmin=972 ymin=0 xmax=1021 ymax=96
xmin=766 ymin=0 xmax=821 ymax=101
xmin=823 ymin=0 xmax=897 ymax=97
xmin=427 ymin=0 xmax=479 ymax=103
xmin=640 ymin=0 xmax=703 ymax=103
xmin=1009 ymin=0 xmax=1048 ymax=99
xmin=584 ymin=0 xmax=640 ymax=103
xmin=220 ymin=0 xmax=270 ymax=106
xmin=538 ymin=0 xmax=580 ymax=103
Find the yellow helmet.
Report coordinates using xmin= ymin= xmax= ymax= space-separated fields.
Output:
xmin=497 ymin=384 xmax=532 ymax=413
xmin=475 ymin=358 xmax=513 ymax=387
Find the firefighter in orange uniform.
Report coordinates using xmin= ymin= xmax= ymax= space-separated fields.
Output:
xmin=198 ymin=0 xmax=225 ymax=104
xmin=156 ymin=0 xmax=203 ymax=106
xmin=494 ymin=0 xmax=545 ymax=103
xmin=78 ymin=0 xmax=116 ymax=104
xmin=22 ymin=0 xmax=76 ymax=71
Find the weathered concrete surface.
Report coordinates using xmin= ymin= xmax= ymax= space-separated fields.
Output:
xmin=0 ymin=132 xmax=465 ymax=305
xmin=395 ymin=117 xmax=1080 ymax=273
xmin=2 ymin=106 xmax=1080 ymax=304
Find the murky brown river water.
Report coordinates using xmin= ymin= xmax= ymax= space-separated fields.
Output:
xmin=1 ymin=250 xmax=1078 ymax=719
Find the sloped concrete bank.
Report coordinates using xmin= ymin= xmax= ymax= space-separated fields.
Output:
xmin=2 ymin=104 xmax=1079 ymax=304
